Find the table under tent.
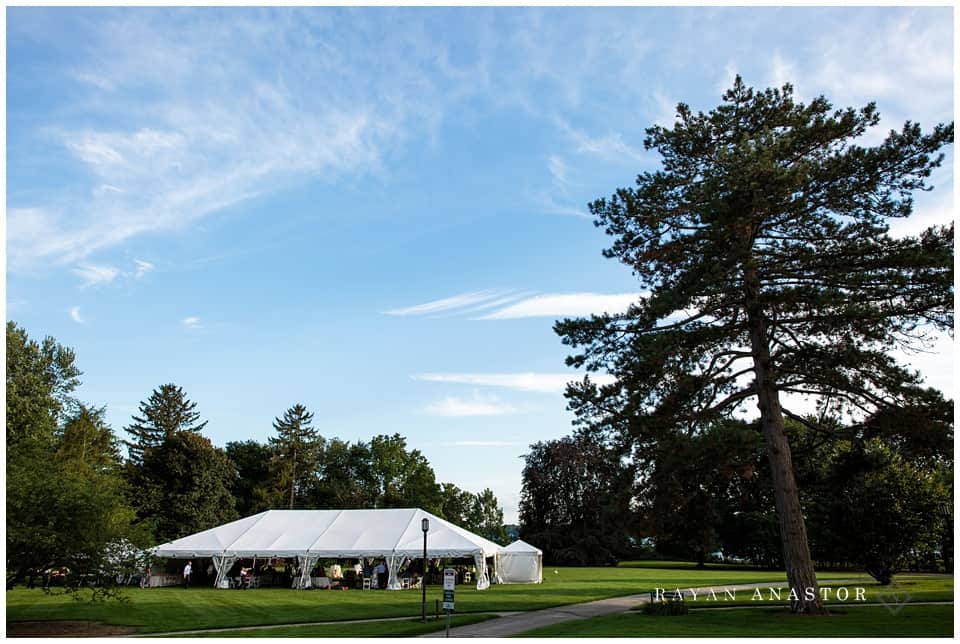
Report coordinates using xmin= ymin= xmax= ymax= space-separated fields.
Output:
xmin=150 ymin=508 xmax=503 ymax=591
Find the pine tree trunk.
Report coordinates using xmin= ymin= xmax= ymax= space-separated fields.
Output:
xmin=289 ymin=446 xmax=297 ymax=510
xmin=744 ymin=265 xmax=827 ymax=615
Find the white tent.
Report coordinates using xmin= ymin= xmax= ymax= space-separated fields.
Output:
xmin=496 ymin=539 xmax=542 ymax=584
xmin=151 ymin=508 xmax=502 ymax=590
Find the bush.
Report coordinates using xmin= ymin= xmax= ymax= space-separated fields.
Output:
xmin=643 ymin=600 xmax=689 ymax=616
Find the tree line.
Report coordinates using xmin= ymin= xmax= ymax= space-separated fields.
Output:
xmin=520 ymin=412 xmax=952 ymax=586
xmin=6 ymin=320 xmax=505 ymax=592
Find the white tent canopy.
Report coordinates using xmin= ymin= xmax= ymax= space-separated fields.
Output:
xmin=151 ymin=508 xmax=502 ymax=590
xmin=496 ymin=539 xmax=543 ymax=584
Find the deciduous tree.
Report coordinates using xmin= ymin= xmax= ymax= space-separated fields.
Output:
xmin=225 ymin=440 xmax=273 ymax=516
xmin=6 ymin=323 xmax=142 ymax=595
xmin=138 ymin=432 xmax=238 ymax=542
xmin=466 ymin=488 xmax=508 ymax=544
xmin=519 ymin=433 xmax=635 ymax=565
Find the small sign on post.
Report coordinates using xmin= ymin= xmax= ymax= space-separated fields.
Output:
xmin=442 ymin=568 xmax=456 ymax=636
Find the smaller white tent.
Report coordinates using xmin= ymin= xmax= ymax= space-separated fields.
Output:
xmin=496 ymin=539 xmax=542 ymax=584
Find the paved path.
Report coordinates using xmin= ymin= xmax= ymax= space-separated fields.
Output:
xmin=125 ymin=614 xmax=523 ymax=637
xmin=419 ymin=581 xmax=814 ymax=638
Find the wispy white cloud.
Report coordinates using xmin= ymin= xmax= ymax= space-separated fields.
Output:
xmin=423 ymin=392 xmax=518 ymax=417
xmin=414 ymin=372 xmax=617 ymax=394
xmin=652 ymin=90 xmax=679 ymax=128
xmin=134 ymin=259 xmax=155 ymax=278
xmin=767 ymin=51 xmax=796 ymax=91
xmin=446 ymin=440 xmax=527 ymax=447
xmin=181 ymin=316 xmax=203 ymax=329
xmin=389 ymin=290 xmax=642 ymax=320
xmin=71 ymin=263 xmax=120 ymax=287
xmin=7 ymin=10 xmax=438 ymax=271
xmin=810 ymin=12 xmax=952 ymax=118
xmin=555 ymin=118 xmax=645 ymax=162
xmin=383 ymin=289 xmax=526 ymax=316
xmin=547 ymin=155 xmax=570 ymax=187
xmin=93 ymin=184 xmax=126 ymax=197
xmin=717 ymin=62 xmax=739 ymax=95
xmin=479 ymin=292 xmax=641 ymax=320
xmin=70 ymin=70 xmax=115 ymax=91
xmin=887 ymin=191 xmax=954 ymax=239
xmin=535 ymin=192 xmax=593 ymax=219
xmin=69 ymin=306 xmax=84 ymax=323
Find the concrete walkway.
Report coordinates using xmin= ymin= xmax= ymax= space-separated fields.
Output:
xmin=125 ymin=614 xmax=523 ymax=637
xmin=419 ymin=581 xmax=818 ymax=638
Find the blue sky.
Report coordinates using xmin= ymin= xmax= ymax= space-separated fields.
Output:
xmin=6 ymin=6 xmax=954 ymax=524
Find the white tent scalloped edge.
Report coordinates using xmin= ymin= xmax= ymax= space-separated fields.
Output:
xmin=150 ymin=508 xmax=505 ymax=590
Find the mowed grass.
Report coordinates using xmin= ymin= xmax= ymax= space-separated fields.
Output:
xmin=677 ymin=575 xmax=954 ymax=608
xmin=2 ymin=563 xmax=934 ymax=636
xmin=518 ymin=605 xmax=954 ymax=638
xmin=166 ymin=614 xmax=497 ymax=637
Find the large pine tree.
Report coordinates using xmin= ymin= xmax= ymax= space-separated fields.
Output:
xmin=124 ymin=383 xmax=208 ymax=464
xmin=556 ymin=78 xmax=953 ymax=614
xmin=268 ymin=403 xmax=319 ymax=509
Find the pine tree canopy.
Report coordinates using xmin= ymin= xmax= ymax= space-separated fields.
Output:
xmin=268 ymin=403 xmax=319 ymax=509
xmin=124 ymin=383 xmax=208 ymax=463
xmin=269 ymin=403 xmax=318 ymax=447
xmin=558 ymin=78 xmax=954 ymax=436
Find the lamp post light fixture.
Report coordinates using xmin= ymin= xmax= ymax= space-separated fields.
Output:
xmin=421 ymin=517 xmax=429 ymax=622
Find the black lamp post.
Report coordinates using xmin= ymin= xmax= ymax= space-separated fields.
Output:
xmin=421 ymin=517 xmax=429 ymax=622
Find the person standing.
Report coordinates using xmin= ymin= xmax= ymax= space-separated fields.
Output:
xmin=183 ymin=560 xmax=193 ymax=588
xmin=375 ymin=561 xmax=387 ymax=589
xmin=141 ymin=564 xmax=152 ymax=589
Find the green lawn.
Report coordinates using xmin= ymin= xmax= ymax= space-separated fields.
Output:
xmin=166 ymin=614 xmax=497 ymax=637
xmin=518 ymin=605 xmax=954 ymax=637
xmin=4 ymin=563 xmax=947 ymax=636
xmin=652 ymin=575 xmax=954 ymax=609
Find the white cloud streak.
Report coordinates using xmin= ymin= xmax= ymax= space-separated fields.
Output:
xmin=71 ymin=263 xmax=120 ymax=287
xmin=181 ymin=316 xmax=203 ymax=329
xmin=554 ymin=118 xmax=646 ymax=162
xmin=478 ymin=292 xmax=641 ymax=320
xmin=134 ymin=259 xmax=155 ymax=278
xmin=387 ymin=290 xmax=642 ymax=319
xmin=414 ymin=372 xmax=617 ymax=394
xmin=447 ymin=440 xmax=526 ymax=447
xmin=383 ymin=289 xmax=526 ymax=316
xmin=69 ymin=306 xmax=84 ymax=323
xmin=423 ymin=393 xmax=518 ymax=417
xmin=547 ymin=155 xmax=569 ymax=187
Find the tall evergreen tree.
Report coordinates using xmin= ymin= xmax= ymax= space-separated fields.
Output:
xmin=124 ymin=383 xmax=208 ymax=464
xmin=268 ymin=403 xmax=319 ymax=509
xmin=556 ymin=78 xmax=953 ymax=613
